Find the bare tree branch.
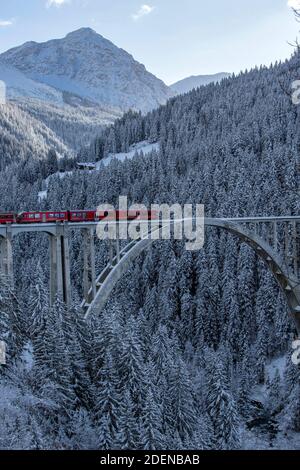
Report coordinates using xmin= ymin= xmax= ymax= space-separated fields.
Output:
xmin=293 ymin=7 xmax=300 ymax=22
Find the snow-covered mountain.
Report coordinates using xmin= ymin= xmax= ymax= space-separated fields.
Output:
xmin=170 ymin=72 xmax=230 ymax=95
xmin=0 ymin=28 xmax=229 ymax=158
xmin=0 ymin=28 xmax=173 ymax=113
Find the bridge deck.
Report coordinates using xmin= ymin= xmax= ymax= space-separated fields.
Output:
xmin=0 ymin=215 xmax=298 ymax=236
xmin=0 ymin=215 xmax=299 ymax=331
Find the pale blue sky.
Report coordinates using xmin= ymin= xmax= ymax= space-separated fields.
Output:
xmin=0 ymin=0 xmax=299 ymax=84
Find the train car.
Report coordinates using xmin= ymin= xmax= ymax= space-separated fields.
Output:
xmin=96 ymin=210 xmax=132 ymax=221
xmin=148 ymin=210 xmax=159 ymax=220
xmin=116 ymin=210 xmax=134 ymax=220
xmin=17 ymin=211 xmax=69 ymax=224
xmin=5 ymin=209 xmax=159 ymax=225
xmin=0 ymin=213 xmax=17 ymax=224
xmin=128 ymin=210 xmax=158 ymax=220
xmin=97 ymin=210 xmax=158 ymax=221
xmin=68 ymin=210 xmax=97 ymax=222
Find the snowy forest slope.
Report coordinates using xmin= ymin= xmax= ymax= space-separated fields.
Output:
xmin=0 ymin=100 xmax=70 ymax=167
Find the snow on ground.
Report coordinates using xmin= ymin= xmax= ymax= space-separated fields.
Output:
xmin=96 ymin=140 xmax=159 ymax=169
xmin=251 ymin=355 xmax=287 ymax=405
xmin=38 ymin=190 xmax=48 ymax=202
xmin=39 ymin=141 xmax=159 ymax=201
xmin=265 ymin=356 xmax=286 ymax=380
xmin=242 ymin=427 xmax=300 ymax=450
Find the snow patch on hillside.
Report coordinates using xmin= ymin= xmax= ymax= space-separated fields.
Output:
xmin=265 ymin=356 xmax=286 ymax=380
xmin=97 ymin=140 xmax=159 ymax=168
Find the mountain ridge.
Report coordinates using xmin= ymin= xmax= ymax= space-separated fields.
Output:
xmin=0 ymin=27 xmax=173 ymax=113
xmin=171 ymin=72 xmax=231 ymax=94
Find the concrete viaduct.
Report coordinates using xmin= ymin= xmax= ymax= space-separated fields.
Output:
xmin=0 ymin=216 xmax=299 ymax=334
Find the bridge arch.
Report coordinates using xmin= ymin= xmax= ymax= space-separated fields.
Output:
xmin=84 ymin=218 xmax=300 ymax=334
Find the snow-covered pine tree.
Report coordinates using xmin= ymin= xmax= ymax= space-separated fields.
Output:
xmin=206 ymin=352 xmax=241 ymax=450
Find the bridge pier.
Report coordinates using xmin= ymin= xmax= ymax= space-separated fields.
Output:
xmin=83 ymin=228 xmax=96 ymax=306
xmin=49 ymin=224 xmax=71 ymax=306
xmin=0 ymin=231 xmax=13 ymax=280
xmin=109 ymin=239 xmax=114 ymax=267
xmin=108 ymin=232 xmax=120 ymax=267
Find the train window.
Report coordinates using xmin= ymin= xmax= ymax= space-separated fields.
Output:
xmin=29 ymin=214 xmax=34 ymax=219
xmin=55 ymin=213 xmax=60 ymax=218
xmin=49 ymin=213 xmax=54 ymax=218
xmin=35 ymin=214 xmax=40 ymax=219
xmin=60 ymin=213 xmax=65 ymax=218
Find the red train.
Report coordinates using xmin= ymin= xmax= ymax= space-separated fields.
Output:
xmin=0 ymin=210 xmax=157 ymax=225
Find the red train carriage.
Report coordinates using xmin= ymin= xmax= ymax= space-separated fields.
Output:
xmin=128 ymin=210 xmax=158 ymax=220
xmin=148 ymin=210 xmax=159 ymax=220
xmin=96 ymin=210 xmax=134 ymax=221
xmin=17 ymin=211 xmax=69 ymax=224
xmin=0 ymin=213 xmax=17 ymax=224
xmin=68 ymin=210 xmax=97 ymax=222
xmin=116 ymin=210 xmax=133 ymax=220
xmin=97 ymin=210 xmax=158 ymax=221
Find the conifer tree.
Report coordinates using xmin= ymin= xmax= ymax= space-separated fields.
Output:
xmin=206 ymin=354 xmax=241 ymax=450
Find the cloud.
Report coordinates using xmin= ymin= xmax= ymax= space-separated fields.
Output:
xmin=287 ymin=0 xmax=300 ymax=9
xmin=47 ymin=0 xmax=71 ymax=7
xmin=132 ymin=4 xmax=154 ymax=21
xmin=0 ymin=20 xmax=13 ymax=27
